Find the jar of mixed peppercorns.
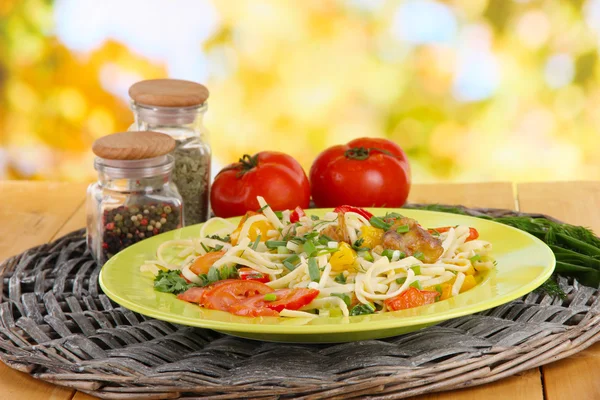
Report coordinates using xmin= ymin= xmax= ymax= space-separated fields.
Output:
xmin=87 ymin=131 xmax=183 ymax=264
xmin=128 ymin=79 xmax=211 ymax=226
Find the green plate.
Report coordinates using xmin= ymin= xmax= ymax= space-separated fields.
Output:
xmin=99 ymin=209 xmax=555 ymax=343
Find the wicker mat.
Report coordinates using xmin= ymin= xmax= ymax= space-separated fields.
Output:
xmin=0 ymin=206 xmax=599 ymax=399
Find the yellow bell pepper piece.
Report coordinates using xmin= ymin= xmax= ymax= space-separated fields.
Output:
xmin=460 ymin=275 xmax=477 ymax=293
xmin=439 ymin=282 xmax=453 ymax=300
xmin=329 ymin=242 xmax=358 ymax=272
xmin=360 ymin=226 xmax=384 ymax=249
xmin=464 ymin=264 xmax=476 ymax=275
xmin=230 ymin=211 xmax=274 ymax=245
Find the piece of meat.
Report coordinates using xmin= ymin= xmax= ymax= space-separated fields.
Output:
xmin=320 ymin=213 xmax=350 ymax=243
xmin=381 ymin=217 xmax=443 ymax=263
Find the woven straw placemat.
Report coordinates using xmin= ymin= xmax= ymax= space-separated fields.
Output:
xmin=0 ymin=205 xmax=599 ymax=399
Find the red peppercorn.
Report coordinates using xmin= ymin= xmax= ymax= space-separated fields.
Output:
xmin=140 ymin=219 xmax=148 ymax=226
xmin=153 ymin=229 xmax=159 ymax=235
xmin=102 ymin=243 xmax=108 ymax=249
xmin=161 ymin=213 xmax=167 ymax=218
xmin=106 ymin=222 xmax=115 ymax=230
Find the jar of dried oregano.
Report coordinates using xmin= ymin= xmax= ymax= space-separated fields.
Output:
xmin=128 ymin=79 xmax=211 ymax=226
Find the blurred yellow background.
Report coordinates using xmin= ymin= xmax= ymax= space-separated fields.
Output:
xmin=1 ymin=0 xmax=599 ymax=183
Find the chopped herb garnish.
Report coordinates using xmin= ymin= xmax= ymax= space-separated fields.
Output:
xmin=381 ymin=249 xmax=403 ymax=261
xmin=411 ymin=265 xmax=421 ymax=275
xmin=308 ymin=257 xmax=320 ymax=282
xmin=316 ymin=248 xmax=340 ymax=256
xmin=290 ymin=236 xmax=307 ymax=244
xmin=435 ymin=284 xmax=443 ymax=295
xmin=283 ymin=254 xmax=300 ymax=271
xmin=358 ymin=250 xmax=374 ymax=262
xmin=207 ymin=266 xmax=221 ymax=283
xmin=283 ymin=261 xmax=297 ymax=271
xmin=430 ymin=229 xmax=440 ymax=237
xmin=264 ymin=293 xmax=277 ymax=301
xmin=209 ymin=234 xmax=231 ymax=242
xmin=332 ymin=293 xmax=352 ymax=307
xmin=318 ymin=234 xmax=334 ymax=245
xmin=201 ymin=243 xmax=211 ymax=253
xmin=334 ymin=273 xmax=347 ymax=284
xmin=369 ymin=216 xmax=392 ymax=230
xmin=350 ymin=303 xmax=375 ymax=316
xmin=469 ymin=254 xmax=481 ymax=262
xmin=410 ymin=280 xmax=423 ymax=290
xmin=277 ymin=246 xmax=290 ymax=254
xmin=305 ymin=231 xmax=320 ymax=240
xmin=413 ymin=251 xmax=425 ymax=261
xmin=220 ymin=265 xmax=238 ymax=280
xmin=396 ymin=277 xmax=407 ymax=285
xmin=384 ymin=212 xmax=404 ymax=220
xmin=251 ymin=235 xmax=261 ymax=250
xmin=396 ymin=224 xmax=410 ymax=233
xmin=274 ymin=211 xmax=283 ymax=219
xmin=257 ymin=204 xmax=269 ymax=212
xmin=381 ymin=249 xmax=393 ymax=260
xmin=352 ymin=238 xmax=369 ymax=252
xmin=303 ymin=240 xmax=317 ymax=257
xmin=154 ymin=270 xmax=194 ymax=294
xmin=266 ymin=240 xmax=287 ymax=249
xmin=311 ymin=215 xmax=320 ymax=221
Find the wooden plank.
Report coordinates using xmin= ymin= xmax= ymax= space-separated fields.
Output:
xmin=72 ymin=392 xmax=98 ymax=400
xmin=413 ymin=182 xmax=543 ymax=400
xmin=0 ymin=364 xmax=74 ymax=400
xmin=0 ymin=181 xmax=87 ymax=260
xmin=0 ymin=181 xmax=84 ymax=400
xmin=518 ymin=181 xmax=600 ymax=234
xmin=409 ymin=182 xmax=516 ymax=209
xmin=54 ymin=203 xmax=86 ymax=239
xmin=518 ymin=181 xmax=600 ymax=400
xmin=417 ymin=369 xmax=542 ymax=400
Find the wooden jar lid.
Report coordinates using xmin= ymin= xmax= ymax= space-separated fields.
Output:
xmin=92 ymin=131 xmax=176 ymax=160
xmin=129 ymin=79 xmax=209 ymax=107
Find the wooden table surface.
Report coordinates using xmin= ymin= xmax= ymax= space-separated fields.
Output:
xmin=0 ymin=180 xmax=599 ymax=400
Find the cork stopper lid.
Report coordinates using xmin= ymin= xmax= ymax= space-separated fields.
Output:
xmin=92 ymin=131 xmax=176 ymax=160
xmin=129 ymin=79 xmax=209 ymax=107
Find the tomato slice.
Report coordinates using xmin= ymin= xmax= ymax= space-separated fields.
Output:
xmin=227 ymin=296 xmax=279 ymax=317
xmin=264 ymin=288 xmax=320 ymax=312
xmin=384 ymin=287 xmax=438 ymax=311
xmin=176 ymin=286 xmax=207 ymax=303
xmin=333 ymin=205 xmax=373 ymax=220
xmin=429 ymin=226 xmax=479 ymax=242
xmin=189 ymin=251 xmax=227 ymax=275
xmin=201 ymin=280 xmax=274 ymax=311
xmin=229 ymin=288 xmax=320 ymax=316
xmin=238 ymin=267 xmax=270 ymax=283
xmin=176 ymin=279 xmax=237 ymax=304
xmin=289 ymin=206 xmax=306 ymax=223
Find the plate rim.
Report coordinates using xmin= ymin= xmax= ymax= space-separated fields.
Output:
xmin=99 ymin=208 xmax=556 ymax=335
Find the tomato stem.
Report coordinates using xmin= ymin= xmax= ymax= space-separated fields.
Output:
xmin=219 ymin=153 xmax=259 ymax=178
xmin=344 ymin=147 xmax=397 ymax=160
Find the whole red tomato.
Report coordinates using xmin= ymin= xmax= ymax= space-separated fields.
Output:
xmin=309 ymin=138 xmax=411 ymax=208
xmin=211 ymin=151 xmax=310 ymax=218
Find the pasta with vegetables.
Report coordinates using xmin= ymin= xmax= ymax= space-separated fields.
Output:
xmin=142 ymin=198 xmax=494 ymax=318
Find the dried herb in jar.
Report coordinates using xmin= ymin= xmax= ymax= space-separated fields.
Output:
xmin=172 ymin=137 xmax=211 ymax=226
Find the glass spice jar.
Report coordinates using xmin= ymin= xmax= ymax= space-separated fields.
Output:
xmin=128 ymin=79 xmax=211 ymax=226
xmin=87 ymin=131 xmax=183 ymax=264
